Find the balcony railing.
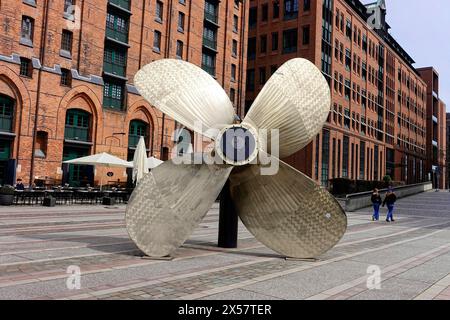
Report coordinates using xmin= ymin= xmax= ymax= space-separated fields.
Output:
xmin=103 ymin=96 xmax=124 ymax=110
xmin=65 ymin=126 xmax=89 ymax=141
xmin=0 ymin=115 xmax=13 ymax=132
xmin=109 ymin=0 xmax=131 ymax=11
xmin=202 ymin=37 xmax=217 ymax=50
xmin=204 ymin=10 xmax=218 ymax=24
xmin=201 ymin=64 xmax=215 ymax=77
xmin=106 ymin=27 xmax=129 ymax=44
xmin=103 ymin=61 xmax=126 ymax=77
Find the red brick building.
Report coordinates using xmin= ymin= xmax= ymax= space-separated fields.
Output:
xmin=417 ymin=67 xmax=447 ymax=189
xmin=0 ymin=0 xmax=248 ymax=187
xmin=245 ymin=0 xmax=428 ymax=186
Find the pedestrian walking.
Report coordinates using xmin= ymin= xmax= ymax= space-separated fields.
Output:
xmin=383 ymin=187 xmax=397 ymax=222
xmin=371 ymin=188 xmax=382 ymax=221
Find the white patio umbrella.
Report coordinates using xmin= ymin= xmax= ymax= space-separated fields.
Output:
xmin=63 ymin=152 xmax=132 ymax=189
xmin=132 ymin=136 xmax=150 ymax=184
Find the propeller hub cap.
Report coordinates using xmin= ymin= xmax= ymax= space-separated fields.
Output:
xmin=215 ymin=124 xmax=258 ymax=166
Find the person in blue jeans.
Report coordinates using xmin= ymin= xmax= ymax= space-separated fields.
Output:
xmin=371 ymin=188 xmax=382 ymax=221
xmin=383 ymin=187 xmax=397 ymax=222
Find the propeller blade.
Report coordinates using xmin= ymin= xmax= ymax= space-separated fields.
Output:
xmin=126 ymin=154 xmax=233 ymax=258
xmin=229 ymin=159 xmax=347 ymax=259
xmin=243 ymin=58 xmax=331 ymax=159
xmin=134 ymin=59 xmax=235 ymax=139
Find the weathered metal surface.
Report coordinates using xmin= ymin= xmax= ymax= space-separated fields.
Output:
xmin=130 ymin=58 xmax=346 ymax=260
xmin=134 ymin=59 xmax=235 ymax=139
xmin=229 ymin=160 xmax=347 ymax=259
xmin=126 ymin=155 xmax=233 ymax=258
xmin=243 ymin=58 xmax=331 ymax=159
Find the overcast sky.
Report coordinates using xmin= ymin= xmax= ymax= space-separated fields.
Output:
xmin=362 ymin=0 xmax=450 ymax=112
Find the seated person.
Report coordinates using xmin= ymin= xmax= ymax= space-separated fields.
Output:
xmin=15 ymin=179 xmax=25 ymax=191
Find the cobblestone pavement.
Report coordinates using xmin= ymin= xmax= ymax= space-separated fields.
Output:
xmin=0 ymin=192 xmax=449 ymax=300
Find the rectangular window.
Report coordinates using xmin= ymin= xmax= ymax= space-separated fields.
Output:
xmin=344 ymin=108 xmax=350 ymax=129
xmin=230 ymin=88 xmax=236 ymax=104
xmin=60 ymin=68 xmax=72 ymax=87
xmin=284 ymin=0 xmax=299 ymax=20
xmin=153 ymin=30 xmax=161 ymax=51
xmin=232 ymin=39 xmax=238 ymax=57
xmin=260 ymin=35 xmax=267 ymax=53
xmin=176 ymin=40 xmax=183 ymax=58
xmin=360 ymin=141 xmax=365 ymax=180
xmin=231 ymin=64 xmax=236 ymax=81
xmin=246 ymin=69 xmax=255 ymax=91
xmin=205 ymin=0 xmax=218 ymax=23
xmin=321 ymin=130 xmax=330 ymax=187
xmin=346 ymin=19 xmax=352 ymax=38
xmin=103 ymin=80 xmax=125 ymax=110
xmin=338 ymin=139 xmax=341 ymax=178
xmin=61 ymin=30 xmax=73 ymax=53
xmin=272 ymin=32 xmax=278 ymax=51
xmin=249 ymin=7 xmax=257 ymax=28
xmin=351 ymin=143 xmax=355 ymax=179
xmin=21 ymin=16 xmax=34 ymax=45
xmin=178 ymin=12 xmax=185 ymax=32
xmin=282 ymin=28 xmax=297 ymax=54
xmin=345 ymin=49 xmax=351 ymax=71
xmin=374 ymin=145 xmax=379 ymax=181
xmin=345 ymin=79 xmax=351 ymax=101
xmin=315 ymin=135 xmax=320 ymax=180
xmin=303 ymin=0 xmax=311 ymax=11
xmin=248 ymin=37 xmax=256 ymax=59
xmin=203 ymin=26 xmax=217 ymax=50
xmin=64 ymin=0 xmax=76 ymax=16
xmin=259 ymin=67 xmax=266 ymax=85
xmin=332 ymin=138 xmax=336 ymax=178
xmin=261 ymin=3 xmax=268 ymax=22
xmin=156 ymin=1 xmax=164 ymax=22
xmin=273 ymin=1 xmax=280 ymax=19
xmin=233 ymin=15 xmax=239 ymax=33
xmin=19 ymin=57 xmax=33 ymax=78
xmin=201 ymin=51 xmax=216 ymax=76
xmin=302 ymin=25 xmax=310 ymax=45
xmin=362 ymin=34 xmax=367 ymax=52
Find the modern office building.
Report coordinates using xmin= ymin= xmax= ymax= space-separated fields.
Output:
xmin=417 ymin=67 xmax=447 ymax=189
xmin=0 ymin=0 xmax=248 ymax=186
xmin=245 ymin=0 xmax=428 ymax=186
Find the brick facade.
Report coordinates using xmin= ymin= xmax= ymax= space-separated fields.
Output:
xmin=417 ymin=67 xmax=447 ymax=189
xmin=246 ymin=0 xmax=428 ymax=186
xmin=0 ymin=0 xmax=248 ymax=186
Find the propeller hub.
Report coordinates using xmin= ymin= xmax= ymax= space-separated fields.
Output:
xmin=215 ymin=124 xmax=259 ymax=166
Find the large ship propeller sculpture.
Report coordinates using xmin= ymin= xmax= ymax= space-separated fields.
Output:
xmin=126 ymin=58 xmax=347 ymax=259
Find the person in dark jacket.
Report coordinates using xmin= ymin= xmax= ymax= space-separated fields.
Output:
xmin=383 ymin=187 xmax=397 ymax=222
xmin=15 ymin=179 xmax=25 ymax=191
xmin=371 ymin=188 xmax=382 ymax=221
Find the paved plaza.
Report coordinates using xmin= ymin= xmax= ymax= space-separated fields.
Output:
xmin=0 ymin=191 xmax=449 ymax=300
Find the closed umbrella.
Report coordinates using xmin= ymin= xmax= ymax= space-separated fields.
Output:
xmin=133 ymin=136 xmax=149 ymax=184
xmin=127 ymin=156 xmax=163 ymax=171
xmin=63 ymin=152 xmax=132 ymax=190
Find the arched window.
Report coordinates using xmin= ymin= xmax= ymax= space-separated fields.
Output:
xmin=64 ymin=109 xmax=91 ymax=141
xmin=128 ymin=120 xmax=149 ymax=148
xmin=0 ymin=94 xmax=14 ymax=133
